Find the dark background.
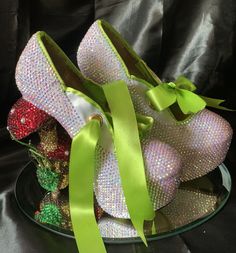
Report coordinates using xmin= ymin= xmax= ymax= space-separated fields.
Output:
xmin=0 ymin=0 xmax=235 ymax=252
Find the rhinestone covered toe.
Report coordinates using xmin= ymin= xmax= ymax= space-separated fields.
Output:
xmin=95 ymin=140 xmax=181 ymax=218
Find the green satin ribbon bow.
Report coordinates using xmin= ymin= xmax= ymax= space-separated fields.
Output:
xmin=146 ymin=76 xmax=233 ymax=114
xmin=69 ymin=80 xmax=154 ymax=253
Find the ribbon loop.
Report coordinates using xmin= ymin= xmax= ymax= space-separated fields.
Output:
xmin=146 ymin=83 xmax=177 ymax=112
xmin=103 ymin=80 xmax=155 ymax=245
xmin=175 ymin=75 xmax=197 ymax=91
xmin=176 ymin=89 xmax=206 ymax=115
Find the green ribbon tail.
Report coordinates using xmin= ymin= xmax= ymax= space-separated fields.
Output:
xmin=201 ymin=96 xmax=235 ymax=111
xmin=103 ymin=80 xmax=155 ymax=245
xmin=69 ymin=120 xmax=106 ymax=253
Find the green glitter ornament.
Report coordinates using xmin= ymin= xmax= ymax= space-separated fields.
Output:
xmin=35 ymin=203 xmax=62 ymax=226
xmin=36 ymin=166 xmax=59 ymax=192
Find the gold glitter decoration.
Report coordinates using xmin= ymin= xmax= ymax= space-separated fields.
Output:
xmin=39 ymin=121 xmax=58 ymax=153
xmin=54 ymin=160 xmax=68 ymax=173
xmin=59 ymin=173 xmax=69 ymax=189
xmin=53 ymin=160 xmax=69 ymax=190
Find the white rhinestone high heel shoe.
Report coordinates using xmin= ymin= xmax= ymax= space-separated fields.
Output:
xmin=77 ymin=19 xmax=233 ymax=182
xmin=14 ymin=31 xmax=182 ymax=219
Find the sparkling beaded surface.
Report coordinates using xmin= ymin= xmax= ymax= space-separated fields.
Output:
xmin=36 ymin=166 xmax=60 ymax=192
xmin=37 ymin=122 xmax=71 ymax=161
xmin=77 ymin=21 xmax=233 ymax=182
xmin=7 ymin=98 xmax=50 ymax=139
xmin=37 ymin=192 xmax=71 ymax=229
xmin=34 ymin=156 xmax=69 ymax=191
xmin=35 ymin=203 xmax=62 ymax=227
xmin=95 ymin=141 xmax=181 ymax=218
xmin=160 ymin=189 xmax=217 ymax=229
xmin=15 ymin=34 xmax=83 ymax=138
xmin=98 ymin=218 xmax=153 ymax=238
xmin=95 ymin=202 xmax=104 ymax=221
xmin=36 ymin=192 xmax=104 ymax=230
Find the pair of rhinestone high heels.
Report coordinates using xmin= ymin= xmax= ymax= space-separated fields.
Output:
xmin=8 ymin=19 xmax=232 ymax=253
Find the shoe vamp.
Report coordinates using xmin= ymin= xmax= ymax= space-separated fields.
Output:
xmin=129 ymin=80 xmax=233 ymax=181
